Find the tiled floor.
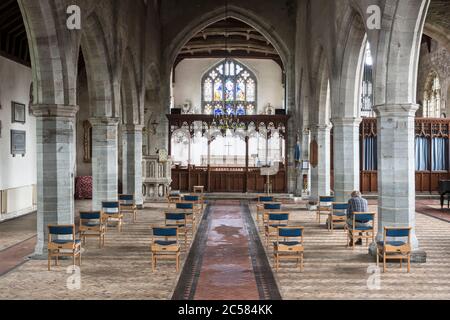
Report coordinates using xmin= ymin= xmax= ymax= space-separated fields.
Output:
xmin=1 ymin=198 xmax=450 ymax=299
xmin=249 ymin=200 xmax=450 ymax=300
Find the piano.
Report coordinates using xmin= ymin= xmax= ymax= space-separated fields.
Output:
xmin=438 ymin=180 xmax=450 ymax=209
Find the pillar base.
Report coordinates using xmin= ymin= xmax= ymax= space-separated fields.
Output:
xmin=368 ymin=243 xmax=427 ymax=263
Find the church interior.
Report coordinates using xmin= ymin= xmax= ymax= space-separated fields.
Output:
xmin=1 ymin=0 xmax=450 ymax=301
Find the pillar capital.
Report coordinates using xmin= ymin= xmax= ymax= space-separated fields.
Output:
xmin=32 ymin=104 xmax=79 ymax=118
xmin=331 ymin=117 xmax=362 ymax=127
xmin=122 ymin=124 xmax=144 ymax=133
xmin=89 ymin=117 xmax=120 ymax=127
xmin=373 ymin=104 xmax=419 ymax=117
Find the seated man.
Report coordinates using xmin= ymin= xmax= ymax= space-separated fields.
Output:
xmin=347 ymin=191 xmax=370 ymax=246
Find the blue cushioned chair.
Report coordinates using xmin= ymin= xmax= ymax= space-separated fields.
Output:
xmin=377 ymin=227 xmax=412 ymax=273
xmin=273 ymin=226 xmax=304 ymax=272
xmin=79 ymin=211 xmax=106 ymax=248
xmin=102 ymin=201 xmax=123 ymax=232
xmin=346 ymin=212 xmax=375 ymax=249
xmin=259 ymin=202 xmax=282 ymax=226
xmin=151 ymin=227 xmax=181 ymax=272
xmin=119 ymin=194 xmax=137 ymax=222
xmin=328 ymin=202 xmax=348 ymax=231
xmin=184 ymin=195 xmax=204 ymax=213
xmin=258 ymin=196 xmax=274 ymax=203
xmin=316 ymin=196 xmax=334 ymax=224
xmin=176 ymin=202 xmax=199 ymax=229
xmin=165 ymin=212 xmax=189 ymax=250
xmin=47 ymin=225 xmax=81 ymax=271
xmin=264 ymin=212 xmax=290 ymax=248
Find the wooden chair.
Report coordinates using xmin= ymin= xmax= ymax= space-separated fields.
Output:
xmin=377 ymin=227 xmax=412 ymax=273
xmin=119 ymin=194 xmax=137 ymax=222
xmin=101 ymin=201 xmax=123 ymax=232
xmin=176 ymin=202 xmax=198 ymax=230
xmin=346 ymin=212 xmax=375 ymax=249
xmin=328 ymin=202 xmax=348 ymax=231
xmin=264 ymin=212 xmax=290 ymax=248
xmin=183 ymin=195 xmax=204 ymax=215
xmin=165 ymin=212 xmax=189 ymax=251
xmin=273 ymin=226 xmax=305 ymax=272
xmin=258 ymin=202 xmax=282 ymax=226
xmin=167 ymin=195 xmax=182 ymax=208
xmin=47 ymin=225 xmax=81 ymax=271
xmin=316 ymin=196 xmax=334 ymax=224
xmin=193 ymin=186 xmax=205 ymax=195
xmin=79 ymin=211 xmax=106 ymax=248
xmin=151 ymin=227 xmax=181 ymax=272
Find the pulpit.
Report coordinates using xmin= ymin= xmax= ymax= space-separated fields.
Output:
xmin=142 ymin=155 xmax=172 ymax=201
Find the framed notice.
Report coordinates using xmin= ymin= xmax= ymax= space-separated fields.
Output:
xmin=11 ymin=130 xmax=26 ymax=157
xmin=12 ymin=101 xmax=26 ymax=124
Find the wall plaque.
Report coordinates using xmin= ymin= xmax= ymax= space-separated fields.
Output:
xmin=11 ymin=130 xmax=26 ymax=157
xmin=12 ymin=101 xmax=26 ymax=124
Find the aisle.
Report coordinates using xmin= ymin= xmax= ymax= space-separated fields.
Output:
xmin=173 ymin=200 xmax=280 ymax=300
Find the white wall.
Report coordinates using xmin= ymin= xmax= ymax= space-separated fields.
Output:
xmin=173 ymin=58 xmax=284 ymax=114
xmin=0 ymin=56 xmax=36 ymax=221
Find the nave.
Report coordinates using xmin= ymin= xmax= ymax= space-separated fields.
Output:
xmin=1 ymin=198 xmax=450 ymax=300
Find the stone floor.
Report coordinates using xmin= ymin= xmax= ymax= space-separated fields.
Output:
xmin=1 ymin=199 xmax=450 ymax=299
xmin=0 ymin=201 xmax=193 ymax=300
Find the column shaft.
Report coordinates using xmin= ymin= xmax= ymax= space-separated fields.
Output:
xmin=332 ymin=118 xmax=361 ymax=202
xmin=91 ymin=118 xmax=119 ymax=210
xmin=33 ymin=105 xmax=78 ymax=257
xmin=310 ymin=125 xmax=331 ymax=199
xmin=122 ymin=125 xmax=144 ymax=207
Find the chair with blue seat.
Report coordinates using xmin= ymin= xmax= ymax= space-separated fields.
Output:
xmin=119 ymin=194 xmax=137 ymax=223
xmin=256 ymin=196 xmax=275 ymax=223
xmin=328 ymin=202 xmax=348 ymax=231
xmin=176 ymin=202 xmax=197 ymax=230
xmin=273 ymin=226 xmax=305 ymax=272
xmin=101 ymin=201 xmax=123 ymax=232
xmin=316 ymin=196 xmax=334 ymax=224
xmin=259 ymin=202 xmax=282 ymax=226
xmin=346 ymin=212 xmax=375 ymax=249
xmin=264 ymin=212 xmax=290 ymax=248
xmin=183 ymin=195 xmax=204 ymax=215
xmin=165 ymin=212 xmax=189 ymax=250
xmin=47 ymin=225 xmax=82 ymax=271
xmin=151 ymin=226 xmax=181 ymax=272
xmin=79 ymin=211 xmax=106 ymax=248
xmin=377 ymin=227 xmax=412 ymax=273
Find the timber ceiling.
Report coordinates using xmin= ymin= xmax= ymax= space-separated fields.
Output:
xmin=175 ymin=18 xmax=283 ymax=69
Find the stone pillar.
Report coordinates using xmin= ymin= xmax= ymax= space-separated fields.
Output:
xmin=122 ymin=124 xmax=144 ymax=208
xmin=33 ymin=105 xmax=78 ymax=257
xmin=332 ymin=117 xmax=361 ymax=202
xmin=310 ymin=124 xmax=331 ymax=199
xmin=91 ymin=117 xmax=119 ymax=210
xmin=371 ymin=104 xmax=425 ymax=261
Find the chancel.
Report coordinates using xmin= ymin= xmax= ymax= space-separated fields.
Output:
xmin=1 ymin=0 xmax=450 ymax=303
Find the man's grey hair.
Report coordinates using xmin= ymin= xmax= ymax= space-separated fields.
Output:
xmin=351 ymin=191 xmax=361 ymax=198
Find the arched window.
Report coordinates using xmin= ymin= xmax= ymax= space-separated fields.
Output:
xmin=202 ymin=59 xmax=257 ymax=116
xmin=360 ymin=43 xmax=374 ymax=118
xmin=423 ymin=72 xmax=442 ymax=118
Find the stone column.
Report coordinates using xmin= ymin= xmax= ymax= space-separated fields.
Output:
xmin=122 ymin=124 xmax=144 ymax=208
xmin=310 ymin=124 xmax=331 ymax=199
xmin=332 ymin=117 xmax=361 ymax=202
xmin=90 ymin=117 xmax=119 ymax=210
xmin=371 ymin=104 xmax=425 ymax=261
xmin=32 ymin=104 xmax=78 ymax=257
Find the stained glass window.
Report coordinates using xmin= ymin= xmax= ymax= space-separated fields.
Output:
xmin=202 ymin=59 xmax=257 ymax=115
